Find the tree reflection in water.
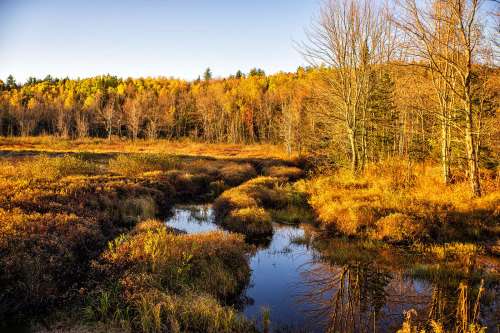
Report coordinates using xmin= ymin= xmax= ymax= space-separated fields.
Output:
xmin=291 ymin=260 xmax=391 ymax=332
xmin=290 ymin=257 xmax=499 ymax=332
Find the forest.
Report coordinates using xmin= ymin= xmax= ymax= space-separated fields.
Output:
xmin=1 ymin=0 xmax=500 ymax=332
xmin=1 ymin=63 xmax=499 ymax=185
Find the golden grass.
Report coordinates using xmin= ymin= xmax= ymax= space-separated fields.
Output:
xmin=0 ymin=148 xmax=263 ymax=322
xmin=225 ymin=207 xmax=273 ymax=235
xmin=263 ymin=165 xmax=305 ymax=181
xmin=89 ymin=228 xmax=253 ymax=332
xmin=213 ymin=176 xmax=314 ymax=237
xmin=301 ymin=158 xmax=500 ymax=242
xmin=109 ymin=153 xmax=181 ymax=176
xmin=0 ymin=135 xmax=294 ymax=161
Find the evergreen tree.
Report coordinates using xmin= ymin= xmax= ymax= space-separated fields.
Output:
xmin=203 ymin=67 xmax=212 ymax=81
xmin=249 ymin=68 xmax=265 ymax=76
xmin=6 ymin=75 xmax=15 ymax=89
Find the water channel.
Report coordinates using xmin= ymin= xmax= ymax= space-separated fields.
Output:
xmin=166 ymin=205 xmax=500 ymax=332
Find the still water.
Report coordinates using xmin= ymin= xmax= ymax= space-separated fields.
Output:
xmin=166 ymin=205 xmax=500 ymax=332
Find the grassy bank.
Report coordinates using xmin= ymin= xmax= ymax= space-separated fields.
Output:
xmin=213 ymin=168 xmax=312 ymax=238
xmin=1 ymin=137 xmax=499 ymax=331
xmin=86 ymin=226 xmax=253 ymax=332
xmin=298 ymin=158 xmax=500 ymax=244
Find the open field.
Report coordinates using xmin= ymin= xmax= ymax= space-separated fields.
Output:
xmin=0 ymin=137 xmax=499 ymax=332
xmin=0 ymin=136 xmax=293 ymax=161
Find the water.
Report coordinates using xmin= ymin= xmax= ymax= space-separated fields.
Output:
xmin=166 ymin=205 xmax=500 ymax=332
xmin=241 ymin=226 xmax=315 ymax=328
xmin=166 ymin=205 xmax=221 ymax=234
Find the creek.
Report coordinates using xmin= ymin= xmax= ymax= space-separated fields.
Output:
xmin=166 ymin=205 xmax=500 ymax=332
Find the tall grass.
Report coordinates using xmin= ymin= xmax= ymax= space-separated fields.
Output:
xmin=299 ymin=158 xmax=500 ymax=243
xmin=398 ymin=281 xmax=487 ymax=333
xmin=213 ymin=176 xmax=314 ymax=236
xmin=17 ymin=154 xmax=100 ymax=180
xmin=88 ymin=228 xmax=253 ymax=331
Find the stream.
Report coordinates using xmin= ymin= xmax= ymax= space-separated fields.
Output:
xmin=167 ymin=205 xmax=500 ymax=332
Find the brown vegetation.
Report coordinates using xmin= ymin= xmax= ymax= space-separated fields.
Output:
xmin=87 ymin=228 xmax=253 ymax=332
xmin=0 ymin=149 xmax=263 ymax=328
xmin=213 ymin=172 xmax=313 ymax=237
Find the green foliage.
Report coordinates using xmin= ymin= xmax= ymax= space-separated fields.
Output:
xmin=203 ymin=67 xmax=212 ymax=81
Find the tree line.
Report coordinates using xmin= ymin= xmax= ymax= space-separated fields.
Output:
xmin=0 ymin=0 xmax=499 ymax=196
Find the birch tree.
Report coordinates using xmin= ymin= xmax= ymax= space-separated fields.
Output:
xmin=396 ymin=0 xmax=487 ymax=196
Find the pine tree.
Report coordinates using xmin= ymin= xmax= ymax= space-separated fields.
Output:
xmin=203 ymin=67 xmax=212 ymax=81
xmin=6 ymin=75 xmax=15 ymax=89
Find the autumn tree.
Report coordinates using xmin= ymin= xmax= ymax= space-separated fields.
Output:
xmin=299 ymin=0 xmax=392 ymax=172
xmin=396 ymin=0 xmax=488 ymax=196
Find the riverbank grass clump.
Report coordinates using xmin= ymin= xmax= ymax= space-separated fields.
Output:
xmin=225 ymin=207 xmax=273 ymax=236
xmin=263 ymin=165 xmax=304 ymax=181
xmin=214 ymin=176 xmax=314 ymax=236
xmin=88 ymin=228 xmax=253 ymax=332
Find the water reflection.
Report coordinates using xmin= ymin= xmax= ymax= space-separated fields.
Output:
xmin=165 ymin=205 xmax=221 ymax=234
xmin=289 ymin=251 xmax=499 ymax=332
xmin=291 ymin=260 xmax=392 ymax=332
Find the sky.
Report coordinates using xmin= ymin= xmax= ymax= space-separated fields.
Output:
xmin=0 ymin=0 xmax=320 ymax=83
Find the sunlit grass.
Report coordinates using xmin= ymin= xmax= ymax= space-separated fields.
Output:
xmin=213 ymin=176 xmax=315 ymax=237
xmin=0 ymin=135 xmax=294 ymax=160
xmin=301 ymin=158 xmax=500 ymax=243
xmin=88 ymin=228 xmax=254 ymax=331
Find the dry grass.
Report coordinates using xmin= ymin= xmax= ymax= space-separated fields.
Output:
xmin=0 ymin=135 xmax=293 ymax=161
xmin=300 ymin=158 xmax=500 ymax=243
xmin=263 ymin=165 xmax=305 ymax=181
xmin=109 ymin=153 xmax=181 ymax=176
xmin=0 ymin=146 xmax=267 ymax=322
xmin=213 ymin=176 xmax=313 ymax=237
xmin=225 ymin=207 xmax=273 ymax=235
xmin=88 ymin=228 xmax=253 ymax=332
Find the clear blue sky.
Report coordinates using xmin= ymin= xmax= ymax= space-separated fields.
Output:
xmin=0 ymin=0 xmax=320 ymax=83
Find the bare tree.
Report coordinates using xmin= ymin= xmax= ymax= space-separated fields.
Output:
xmin=396 ymin=0 xmax=487 ymax=196
xmin=123 ymin=97 xmax=143 ymax=141
xmin=299 ymin=0 xmax=392 ymax=172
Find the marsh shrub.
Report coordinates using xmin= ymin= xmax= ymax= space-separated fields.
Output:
xmin=134 ymin=219 xmax=166 ymax=234
xmin=0 ymin=208 xmax=105 ymax=315
xmin=263 ymin=165 xmax=304 ymax=181
xmin=129 ymin=290 xmax=250 ymax=333
xmin=304 ymin=160 xmax=500 ymax=242
xmin=98 ymin=229 xmax=251 ymax=297
xmin=118 ymin=196 xmax=156 ymax=222
xmin=188 ymin=159 xmax=256 ymax=186
xmin=214 ymin=176 xmax=314 ymax=236
xmin=109 ymin=153 xmax=180 ymax=175
xmin=375 ymin=213 xmax=426 ymax=242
